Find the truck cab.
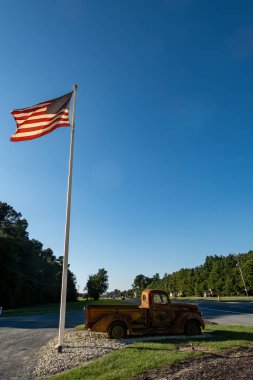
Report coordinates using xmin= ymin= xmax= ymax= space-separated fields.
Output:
xmin=141 ymin=289 xmax=173 ymax=328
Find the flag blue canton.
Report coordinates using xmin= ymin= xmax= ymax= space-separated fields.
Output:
xmin=46 ymin=92 xmax=73 ymax=114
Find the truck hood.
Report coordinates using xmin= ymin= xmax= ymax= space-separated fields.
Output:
xmin=172 ymin=303 xmax=199 ymax=313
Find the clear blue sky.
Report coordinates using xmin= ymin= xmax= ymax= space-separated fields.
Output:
xmin=1 ymin=0 xmax=253 ymax=292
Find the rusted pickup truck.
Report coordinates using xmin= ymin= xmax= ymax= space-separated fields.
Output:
xmin=85 ymin=289 xmax=204 ymax=339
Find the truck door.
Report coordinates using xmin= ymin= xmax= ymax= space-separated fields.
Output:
xmin=151 ymin=293 xmax=172 ymax=328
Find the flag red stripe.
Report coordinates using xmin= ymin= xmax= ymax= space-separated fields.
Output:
xmin=14 ymin=110 xmax=49 ymax=120
xmin=14 ymin=115 xmax=71 ymax=133
xmin=10 ymin=125 xmax=69 ymax=142
xmin=15 ymin=111 xmax=69 ymax=126
xmin=14 ymin=121 xmax=71 ymax=134
xmin=12 ymin=102 xmax=51 ymax=115
xmin=14 ymin=109 xmax=69 ymax=121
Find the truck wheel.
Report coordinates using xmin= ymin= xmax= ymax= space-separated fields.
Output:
xmin=184 ymin=320 xmax=201 ymax=336
xmin=108 ymin=322 xmax=127 ymax=339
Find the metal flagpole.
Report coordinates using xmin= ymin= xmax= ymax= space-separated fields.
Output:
xmin=236 ymin=259 xmax=248 ymax=296
xmin=57 ymin=84 xmax=78 ymax=353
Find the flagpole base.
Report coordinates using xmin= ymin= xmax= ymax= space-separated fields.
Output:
xmin=56 ymin=345 xmax=63 ymax=353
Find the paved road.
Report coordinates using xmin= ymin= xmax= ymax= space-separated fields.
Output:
xmin=131 ymin=299 xmax=253 ymax=326
xmin=0 ymin=311 xmax=84 ymax=380
xmin=0 ymin=302 xmax=252 ymax=379
xmin=195 ymin=300 xmax=253 ymax=325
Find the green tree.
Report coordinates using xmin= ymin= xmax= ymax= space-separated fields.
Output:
xmin=0 ymin=202 xmax=29 ymax=307
xmin=148 ymin=273 xmax=161 ymax=288
xmin=243 ymin=251 xmax=253 ymax=294
xmin=85 ymin=268 xmax=109 ymax=300
xmin=208 ymin=258 xmax=224 ymax=294
xmin=132 ymin=274 xmax=152 ymax=293
xmin=0 ymin=202 xmax=28 ymax=239
xmin=0 ymin=201 xmax=77 ymax=307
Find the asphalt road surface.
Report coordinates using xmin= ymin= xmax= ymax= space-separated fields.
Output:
xmin=195 ymin=300 xmax=253 ymax=325
xmin=170 ymin=300 xmax=253 ymax=326
xmin=0 ymin=311 xmax=84 ymax=380
xmin=130 ymin=299 xmax=253 ymax=326
xmin=0 ymin=301 xmax=252 ymax=379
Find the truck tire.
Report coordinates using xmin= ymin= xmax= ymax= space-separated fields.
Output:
xmin=108 ymin=322 xmax=127 ymax=339
xmin=184 ymin=320 xmax=201 ymax=336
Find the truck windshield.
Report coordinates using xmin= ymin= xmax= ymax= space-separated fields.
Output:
xmin=153 ymin=293 xmax=169 ymax=304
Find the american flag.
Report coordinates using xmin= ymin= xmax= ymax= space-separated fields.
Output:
xmin=10 ymin=91 xmax=73 ymax=142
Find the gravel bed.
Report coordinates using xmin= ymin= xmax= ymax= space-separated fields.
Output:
xmin=33 ymin=330 xmax=211 ymax=378
xmin=33 ymin=330 xmax=127 ymax=378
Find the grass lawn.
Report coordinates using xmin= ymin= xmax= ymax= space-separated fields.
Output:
xmin=2 ymin=299 xmax=129 ymax=317
xmin=46 ymin=324 xmax=253 ymax=380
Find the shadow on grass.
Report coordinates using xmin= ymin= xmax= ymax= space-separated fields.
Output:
xmin=124 ymin=329 xmax=253 ymax=347
xmin=124 ymin=345 xmax=253 ymax=360
xmin=207 ymin=329 xmax=253 ymax=341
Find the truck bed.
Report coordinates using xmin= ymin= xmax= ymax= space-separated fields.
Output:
xmin=85 ymin=304 xmax=147 ymax=329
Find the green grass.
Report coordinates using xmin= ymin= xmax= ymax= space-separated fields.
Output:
xmin=47 ymin=342 xmax=199 ymax=380
xmin=2 ymin=299 xmax=129 ymax=317
xmin=46 ymin=324 xmax=253 ymax=380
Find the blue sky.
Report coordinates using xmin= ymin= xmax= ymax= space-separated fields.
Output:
xmin=1 ymin=0 xmax=253 ymax=291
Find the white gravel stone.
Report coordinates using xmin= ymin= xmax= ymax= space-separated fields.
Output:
xmin=33 ymin=330 xmax=128 ymax=377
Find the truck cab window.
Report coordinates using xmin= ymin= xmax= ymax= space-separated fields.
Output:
xmin=153 ymin=293 xmax=169 ymax=304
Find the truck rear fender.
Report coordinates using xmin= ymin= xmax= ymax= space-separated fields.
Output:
xmin=91 ymin=313 xmax=131 ymax=334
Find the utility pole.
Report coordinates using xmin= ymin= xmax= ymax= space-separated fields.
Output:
xmin=236 ymin=258 xmax=248 ymax=296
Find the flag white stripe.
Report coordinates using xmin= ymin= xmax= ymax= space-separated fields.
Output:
xmin=16 ymin=110 xmax=69 ymax=122
xmin=13 ymin=120 xmax=70 ymax=138
xmin=16 ymin=110 xmax=69 ymax=126
xmin=13 ymin=106 xmax=49 ymax=119
xmin=26 ymin=110 xmax=69 ymax=121
xmin=17 ymin=118 xmax=69 ymax=130
xmin=12 ymin=101 xmax=51 ymax=113
xmin=17 ymin=114 xmax=69 ymax=130
xmin=14 ymin=108 xmax=69 ymax=120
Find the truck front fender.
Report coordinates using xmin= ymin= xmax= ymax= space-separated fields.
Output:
xmin=171 ymin=311 xmax=205 ymax=333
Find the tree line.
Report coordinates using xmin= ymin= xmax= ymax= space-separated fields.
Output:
xmin=0 ymin=202 xmax=77 ymax=308
xmin=131 ymin=252 xmax=253 ymax=297
xmin=86 ymin=252 xmax=253 ymax=300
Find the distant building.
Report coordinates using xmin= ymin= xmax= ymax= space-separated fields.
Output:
xmin=204 ymin=289 xmax=216 ymax=297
